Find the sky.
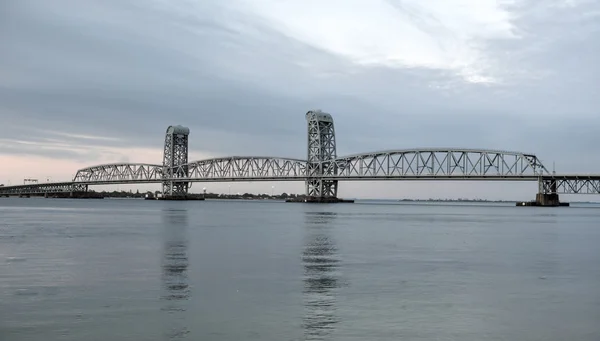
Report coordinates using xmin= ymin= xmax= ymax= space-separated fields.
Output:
xmin=1 ymin=0 xmax=599 ymax=200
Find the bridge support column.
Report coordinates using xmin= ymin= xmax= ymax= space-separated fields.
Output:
xmin=517 ymin=178 xmax=569 ymax=207
xmin=161 ymin=125 xmax=191 ymax=200
xmin=534 ymin=193 xmax=562 ymax=206
xmin=290 ymin=110 xmax=352 ymax=203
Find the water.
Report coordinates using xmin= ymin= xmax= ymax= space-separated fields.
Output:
xmin=1 ymin=198 xmax=599 ymax=341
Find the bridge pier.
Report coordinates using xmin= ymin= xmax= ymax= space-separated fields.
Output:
xmin=290 ymin=110 xmax=353 ymax=203
xmin=517 ymin=193 xmax=568 ymax=207
xmin=161 ymin=125 xmax=192 ymax=200
xmin=536 ymin=193 xmax=563 ymax=206
xmin=517 ymin=178 xmax=569 ymax=207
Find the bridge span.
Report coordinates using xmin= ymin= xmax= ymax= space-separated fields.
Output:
xmin=1 ymin=110 xmax=599 ymax=205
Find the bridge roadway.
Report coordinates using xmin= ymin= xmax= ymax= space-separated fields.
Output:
xmin=1 ymin=149 xmax=600 ymax=196
xmin=2 ymin=175 xmax=600 ymax=196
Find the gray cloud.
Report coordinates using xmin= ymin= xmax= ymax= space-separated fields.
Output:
xmin=1 ymin=0 xmax=599 ymax=188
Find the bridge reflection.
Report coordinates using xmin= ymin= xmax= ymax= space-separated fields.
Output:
xmin=161 ymin=207 xmax=191 ymax=340
xmin=302 ymin=211 xmax=341 ymax=340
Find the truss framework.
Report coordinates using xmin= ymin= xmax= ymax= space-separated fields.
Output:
xmin=67 ymin=158 xmax=306 ymax=185
xmin=3 ymin=159 xmax=600 ymax=196
xmin=162 ymin=126 xmax=190 ymax=197
xmin=305 ymin=110 xmax=338 ymax=198
xmin=323 ymin=149 xmax=549 ymax=179
xmin=180 ymin=157 xmax=306 ymax=180
xmin=541 ymin=176 xmax=600 ymax=194
xmin=0 ymin=183 xmax=87 ymax=196
xmin=73 ymin=163 xmax=163 ymax=183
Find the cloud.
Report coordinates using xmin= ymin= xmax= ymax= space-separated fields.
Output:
xmin=0 ymin=0 xmax=599 ymax=198
xmin=235 ymin=0 xmax=520 ymax=83
xmin=39 ymin=131 xmax=122 ymax=142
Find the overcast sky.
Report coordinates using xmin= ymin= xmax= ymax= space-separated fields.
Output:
xmin=1 ymin=0 xmax=599 ymax=199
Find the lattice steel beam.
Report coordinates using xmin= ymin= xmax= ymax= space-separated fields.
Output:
xmin=162 ymin=125 xmax=190 ymax=197
xmin=322 ymin=149 xmax=549 ymax=179
xmin=306 ymin=110 xmax=338 ymax=198
xmin=541 ymin=176 xmax=600 ymax=194
xmin=0 ymin=182 xmax=87 ymax=196
xmin=73 ymin=163 xmax=163 ymax=183
xmin=6 ymin=173 xmax=600 ymax=196
xmin=182 ymin=156 xmax=306 ymax=181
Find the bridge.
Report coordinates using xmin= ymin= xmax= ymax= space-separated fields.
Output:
xmin=1 ymin=110 xmax=599 ymax=205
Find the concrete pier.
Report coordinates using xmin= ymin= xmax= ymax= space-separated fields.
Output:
xmin=516 ymin=193 xmax=569 ymax=207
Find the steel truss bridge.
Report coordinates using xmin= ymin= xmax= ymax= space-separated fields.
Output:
xmin=1 ymin=110 xmax=599 ymax=202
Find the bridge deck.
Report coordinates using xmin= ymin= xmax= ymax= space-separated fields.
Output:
xmin=1 ymin=174 xmax=600 ymax=196
xmin=57 ymin=174 xmax=600 ymax=183
xmin=1 ymin=181 xmax=76 ymax=190
xmin=3 ymin=174 xmax=600 ymax=187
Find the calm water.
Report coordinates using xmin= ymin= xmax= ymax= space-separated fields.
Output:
xmin=1 ymin=198 xmax=599 ymax=341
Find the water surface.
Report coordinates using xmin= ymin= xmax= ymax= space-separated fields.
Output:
xmin=1 ymin=198 xmax=599 ymax=340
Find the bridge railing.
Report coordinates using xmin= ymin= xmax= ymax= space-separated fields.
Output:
xmin=321 ymin=149 xmax=550 ymax=179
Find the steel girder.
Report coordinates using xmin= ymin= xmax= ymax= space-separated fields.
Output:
xmin=4 ymin=157 xmax=600 ymax=196
xmin=162 ymin=126 xmax=190 ymax=197
xmin=73 ymin=163 xmax=163 ymax=183
xmin=0 ymin=182 xmax=87 ymax=196
xmin=541 ymin=176 xmax=600 ymax=194
xmin=322 ymin=149 xmax=549 ymax=179
xmin=65 ymin=150 xmax=550 ymax=183
xmin=180 ymin=157 xmax=307 ymax=181
xmin=305 ymin=110 xmax=338 ymax=198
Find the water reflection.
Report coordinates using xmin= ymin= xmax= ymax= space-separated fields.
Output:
xmin=161 ymin=208 xmax=190 ymax=340
xmin=302 ymin=211 xmax=340 ymax=340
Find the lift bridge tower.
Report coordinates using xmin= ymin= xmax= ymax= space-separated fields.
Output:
xmin=162 ymin=125 xmax=190 ymax=198
xmin=305 ymin=110 xmax=339 ymax=200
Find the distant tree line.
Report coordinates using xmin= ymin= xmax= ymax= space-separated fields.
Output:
xmin=398 ymin=198 xmax=512 ymax=202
